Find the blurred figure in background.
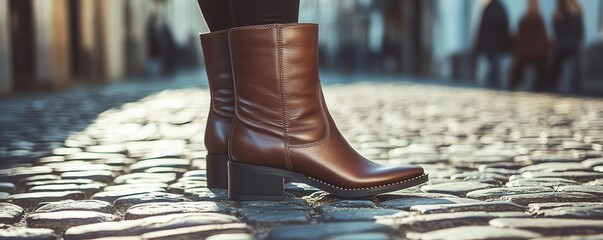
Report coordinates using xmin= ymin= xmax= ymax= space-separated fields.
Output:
xmin=510 ymin=0 xmax=551 ymax=91
xmin=146 ymin=13 xmax=162 ymax=77
xmin=551 ymin=0 xmax=584 ymax=94
xmin=475 ymin=0 xmax=512 ymax=89
xmin=146 ymin=13 xmax=176 ymax=77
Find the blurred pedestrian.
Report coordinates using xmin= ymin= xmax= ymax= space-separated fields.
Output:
xmin=475 ymin=0 xmax=512 ymax=89
xmin=145 ymin=14 xmax=177 ymax=76
xmin=146 ymin=13 xmax=162 ymax=77
xmin=158 ymin=21 xmax=177 ymax=75
xmin=550 ymin=0 xmax=584 ymax=93
xmin=510 ymin=0 xmax=552 ymax=91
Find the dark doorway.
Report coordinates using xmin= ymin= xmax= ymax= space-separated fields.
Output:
xmin=9 ymin=0 xmax=35 ymax=91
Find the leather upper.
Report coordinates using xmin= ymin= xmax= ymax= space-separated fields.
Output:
xmin=201 ymin=30 xmax=234 ymax=155
xmin=228 ymin=24 xmax=424 ymax=189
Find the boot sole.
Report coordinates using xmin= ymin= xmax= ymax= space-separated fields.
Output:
xmin=206 ymin=154 xmax=229 ymax=189
xmin=228 ymin=161 xmax=429 ymax=201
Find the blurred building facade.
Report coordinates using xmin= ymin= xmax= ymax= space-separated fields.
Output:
xmin=300 ymin=0 xmax=603 ymax=93
xmin=2 ymin=0 xmax=603 ymax=95
xmin=0 ymin=0 xmax=206 ymax=94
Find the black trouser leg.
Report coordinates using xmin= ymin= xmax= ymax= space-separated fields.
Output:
xmin=534 ymin=60 xmax=547 ymax=92
xmin=198 ymin=0 xmax=300 ymax=32
xmin=550 ymin=50 xmax=566 ymax=92
xmin=486 ymin=52 xmax=502 ymax=89
xmin=197 ymin=0 xmax=234 ymax=32
xmin=510 ymin=59 xmax=526 ymax=90
xmin=230 ymin=0 xmax=300 ymax=27
xmin=572 ymin=52 xmax=581 ymax=94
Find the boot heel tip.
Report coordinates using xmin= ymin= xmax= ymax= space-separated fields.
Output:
xmin=206 ymin=154 xmax=229 ymax=189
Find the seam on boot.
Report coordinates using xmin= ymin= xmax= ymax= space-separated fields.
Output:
xmin=229 ymin=23 xmax=317 ymax=33
xmin=290 ymin=85 xmax=331 ymax=149
xmin=277 ymin=25 xmax=293 ymax=171
xmin=213 ymin=109 xmax=233 ymax=118
xmin=227 ymin=29 xmax=237 ymax=162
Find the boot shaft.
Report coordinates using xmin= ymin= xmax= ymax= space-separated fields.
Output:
xmin=229 ymin=24 xmax=327 ymax=146
xmin=200 ymin=30 xmax=234 ymax=116
xmin=201 ymin=30 xmax=234 ymax=156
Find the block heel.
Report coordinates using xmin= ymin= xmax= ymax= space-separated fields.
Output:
xmin=228 ymin=161 xmax=284 ymax=201
xmin=206 ymin=154 xmax=229 ymax=188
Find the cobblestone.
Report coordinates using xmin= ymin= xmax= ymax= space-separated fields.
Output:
xmin=237 ymin=205 xmax=311 ymax=227
xmin=410 ymin=201 xmax=525 ymax=214
xmin=113 ymin=192 xmax=186 ymax=212
xmin=449 ymin=172 xmax=509 ymax=185
xmin=24 ymin=179 xmax=98 ymax=190
xmin=29 ymin=183 xmax=105 ymax=197
xmin=500 ymin=192 xmax=600 ymax=205
xmin=582 ymin=158 xmax=603 ymax=168
xmin=1 ymin=75 xmax=603 ymax=239
xmin=0 ymin=203 xmax=24 ymax=224
xmin=505 ymin=178 xmax=581 ymax=188
xmin=63 ymin=213 xmax=240 ymax=239
xmin=555 ymin=185 xmax=603 ymax=197
xmin=315 ymin=199 xmax=376 ymax=212
xmin=0 ymin=182 xmax=15 ymax=194
xmin=7 ymin=191 xmax=85 ymax=208
xmin=380 ymin=197 xmax=481 ymax=211
xmin=407 ymin=226 xmax=542 ymax=240
xmin=0 ymin=192 xmax=8 ymax=201
xmin=184 ymin=188 xmax=229 ymax=201
xmin=268 ymin=222 xmax=394 ymax=240
xmin=531 ymin=206 xmax=603 ymax=219
xmin=534 ymin=234 xmax=603 ymax=240
xmin=125 ymin=202 xmax=229 ymax=220
xmin=521 ymin=171 xmax=603 ymax=182
xmin=91 ymin=188 xmax=166 ymax=203
xmin=26 ymin=210 xmax=119 ymax=232
xmin=320 ymin=209 xmax=406 ymax=222
xmin=33 ymin=200 xmax=115 ymax=214
xmin=207 ymin=233 xmax=254 ymax=240
xmin=520 ymin=162 xmax=591 ymax=173
xmin=465 ymin=186 xmax=554 ymax=201
xmin=380 ymin=211 xmax=527 ymax=232
xmin=327 ymin=233 xmax=395 ymax=240
xmin=0 ymin=228 xmax=56 ymax=240
xmin=140 ymin=223 xmax=250 ymax=240
xmin=489 ymin=218 xmax=603 ymax=235
xmin=60 ymin=170 xmax=116 ymax=184
xmin=420 ymin=182 xmax=497 ymax=197
xmin=527 ymin=202 xmax=603 ymax=212
xmin=103 ymin=183 xmax=168 ymax=192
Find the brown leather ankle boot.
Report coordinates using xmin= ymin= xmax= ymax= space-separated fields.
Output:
xmin=200 ymin=29 xmax=234 ymax=188
xmin=227 ymin=23 xmax=428 ymax=200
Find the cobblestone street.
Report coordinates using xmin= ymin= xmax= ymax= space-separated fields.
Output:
xmin=1 ymin=73 xmax=603 ymax=240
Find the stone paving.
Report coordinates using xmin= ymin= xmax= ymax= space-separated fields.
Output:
xmin=1 ymin=73 xmax=603 ymax=239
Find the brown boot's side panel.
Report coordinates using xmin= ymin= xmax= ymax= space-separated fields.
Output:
xmin=201 ymin=30 xmax=234 ymax=155
xmin=281 ymin=25 xmax=328 ymax=146
xmin=229 ymin=26 xmax=285 ymax=137
xmin=201 ymin=30 xmax=235 ymax=115
xmin=229 ymin=24 xmax=329 ymax=170
xmin=204 ymin=111 xmax=231 ymax=155
xmin=228 ymin=115 xmax=289 ymax=170
xmin=228 ymin=26 xmax=288 ymax=169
